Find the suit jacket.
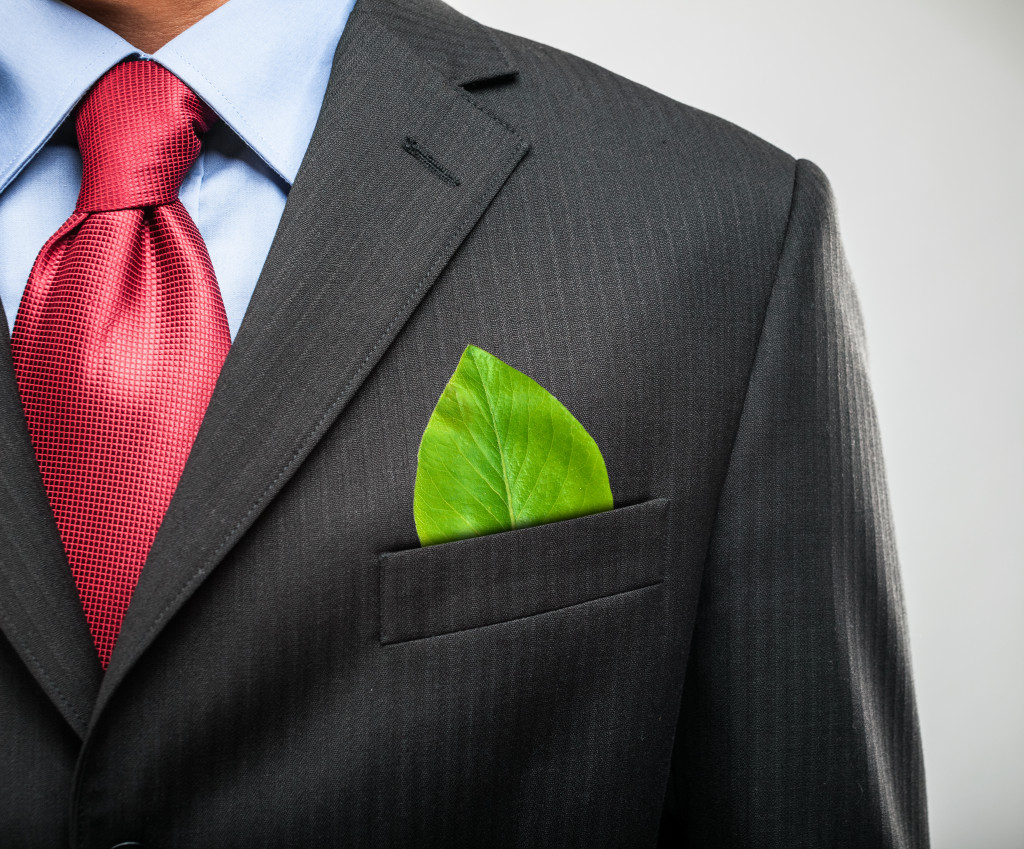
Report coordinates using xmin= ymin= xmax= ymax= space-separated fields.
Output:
xmin=0 ymin=0 xmax=928 ymax=844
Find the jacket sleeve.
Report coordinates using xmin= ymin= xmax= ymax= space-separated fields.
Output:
xmin=657 ymin=158 xmax=929 ymax=848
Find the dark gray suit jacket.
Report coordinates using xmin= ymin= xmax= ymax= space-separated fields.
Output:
xmin=0 ymin=0 xmax=928 ymax=844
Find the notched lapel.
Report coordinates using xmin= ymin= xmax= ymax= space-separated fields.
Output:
xmin=97 ymin=1 xmax=529 ymax=711
xmin=0 ymin=322 xmax=101 ymax=738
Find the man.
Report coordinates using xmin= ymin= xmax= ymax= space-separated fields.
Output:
xmin=0 ymin=0 xmax=928 ymax=844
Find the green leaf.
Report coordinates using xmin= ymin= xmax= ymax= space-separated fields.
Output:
xmin=414 ymin=344 xmax=613 ymax=547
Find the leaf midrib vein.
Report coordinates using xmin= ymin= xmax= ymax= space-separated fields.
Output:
xmin=474 ymin=355 xmax=517 ymax=528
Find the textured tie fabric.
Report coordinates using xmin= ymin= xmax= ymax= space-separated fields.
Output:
xmin=10 ymin=60 xmax=231 ymax=669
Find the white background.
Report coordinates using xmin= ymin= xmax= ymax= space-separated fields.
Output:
xmin=444 ymin=1 xmax=1024 ymax=846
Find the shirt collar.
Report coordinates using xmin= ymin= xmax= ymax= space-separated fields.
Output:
xmin=0 ymin=0 xmax=356 ymax=194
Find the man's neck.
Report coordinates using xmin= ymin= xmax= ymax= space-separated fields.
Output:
xmin=63 ymin=0 xmax=232 ymax=53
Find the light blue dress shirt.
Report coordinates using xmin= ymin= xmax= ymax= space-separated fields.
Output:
xmin=0 ymin=0 xmax=357 ymax=341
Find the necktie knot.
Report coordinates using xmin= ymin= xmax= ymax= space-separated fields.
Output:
xmin=75 ymin=60 xmax=217 ymax=213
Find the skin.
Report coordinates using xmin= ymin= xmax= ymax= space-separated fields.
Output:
xmin=63 ymin=0 xmax=232 ymax=53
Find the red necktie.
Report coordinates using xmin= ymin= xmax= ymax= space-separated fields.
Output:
xmin=10 ymin=60 xmax=231 ymax=669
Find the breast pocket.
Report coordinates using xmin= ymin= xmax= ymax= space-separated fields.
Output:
xmin=377 ymin=496 xmax=671 ymax=644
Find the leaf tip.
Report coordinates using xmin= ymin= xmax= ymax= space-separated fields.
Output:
xmin=461 ymin=343 xmax=493 ymax=363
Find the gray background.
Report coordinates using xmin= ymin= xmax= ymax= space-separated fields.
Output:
xmin=444 ymin=1 xmax=1024 ymax=847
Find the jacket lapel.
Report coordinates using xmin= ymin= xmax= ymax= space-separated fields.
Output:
xmin=0 ymin=321 xmax=102 ymax=738
xmin=97 ymin=0 xmax=528 ymax=711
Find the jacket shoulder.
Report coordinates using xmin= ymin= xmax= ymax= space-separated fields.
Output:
xmin=466 ymin=26 xmax=801 ymax=285
xmin=486 ymin=26 xmax=798 ymax=197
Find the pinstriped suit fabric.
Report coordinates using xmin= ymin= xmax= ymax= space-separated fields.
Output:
xmin=665 ymin=160 xmax=927 ymax=847
xmin=0 ymin=0 xmax=926 ymax=844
